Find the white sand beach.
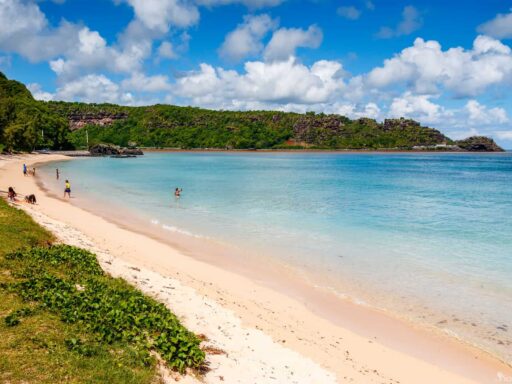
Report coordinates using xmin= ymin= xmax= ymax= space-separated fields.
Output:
xmin=1 ymin=153 xmax=511 ymax=384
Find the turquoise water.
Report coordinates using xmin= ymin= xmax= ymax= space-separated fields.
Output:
xmin=40 ymin=152 xmax=512 ymax=361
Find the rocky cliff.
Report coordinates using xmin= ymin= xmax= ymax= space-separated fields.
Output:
xmin=67 ymin=112 xmax=128 ymax=131
xmin=455 ymin=136 xmax=505 ymax=152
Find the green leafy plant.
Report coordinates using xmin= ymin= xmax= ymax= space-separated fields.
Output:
xmin=4 ymin=245 xmax=205 ymax=373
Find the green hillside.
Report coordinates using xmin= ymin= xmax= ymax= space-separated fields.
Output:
xmin=0 ymin=73 xmax=71 ymax=152
xmin=46 ymin=101 xmax=455 ymax=150
xmin=0 ymin=72 xmax=504 ymax=152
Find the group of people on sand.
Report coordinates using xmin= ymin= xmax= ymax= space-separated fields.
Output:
xmin=6 ymin=186 xmax=37 ymax=204
xmin=22 ymin=163 xmax=36 ymax=176
xmin=3 ymin=164 xmax=71 ymax=205
xmin=4 ymin=164 xmax=39 ymax=204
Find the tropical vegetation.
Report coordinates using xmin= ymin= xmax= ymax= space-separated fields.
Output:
xmin=0 ymin=198 xmax=205 ymax=382
xmin=0 ymin=71 xmax=503 ymax=152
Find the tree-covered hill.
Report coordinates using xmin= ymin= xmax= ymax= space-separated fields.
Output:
xmin=0 ymin=73 xmax=71 ymax=151
xmin=0 ymin=72 xmax=504 ymax=152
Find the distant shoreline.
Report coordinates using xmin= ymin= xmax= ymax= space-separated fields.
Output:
xmin=140 ymin=147 xmax=511 ymax=154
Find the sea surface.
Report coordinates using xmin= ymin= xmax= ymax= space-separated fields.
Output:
xmin=40 ymin=152 xmax=512 ymax=362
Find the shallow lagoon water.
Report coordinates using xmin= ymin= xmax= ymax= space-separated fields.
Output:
xmin=41 ymin=152 xmax=512 ymax=362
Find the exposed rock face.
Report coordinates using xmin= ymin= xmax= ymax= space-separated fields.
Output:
xmin=89 ymin=144 xmax=143 ymax=156
xmin=121 ymin=147 xmax=144 ymax=155
xmin=455 ymin=136 xmax=504 ymax=152
xmin=292 ymin=115 xmax=450 ymax=148
xmin=68 ymin=112 xmax=128 ymax=131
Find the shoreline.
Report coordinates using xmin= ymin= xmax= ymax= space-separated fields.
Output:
xmin=3 ymin=153 xmax=512 ymax=383
xmin=142 ymin=147 xmax=510 ymax=154
xmin=34 ymin=158 xmax=512 ymax=369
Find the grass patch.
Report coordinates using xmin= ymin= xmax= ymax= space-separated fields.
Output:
xmin=0 ymin=198 xmax=205 ymax=383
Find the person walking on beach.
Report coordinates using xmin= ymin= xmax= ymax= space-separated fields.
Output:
xmin=32 ymin=167 xmax=36 ymax=176
xmin=23 ymin=163 xmax=27 ymax=176
xmin=64 ymin=180 xmax=71 ymax=199
xmin=56 ymin=168 xmax=59 ymax=180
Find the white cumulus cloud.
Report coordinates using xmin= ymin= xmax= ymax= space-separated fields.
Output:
xmin=219 ymin=14 xmax=277 ymax=62
xmin=477 ymin=10 xmax=512 ymax=39
xmin=465 ymin=100 xmax=508 ymax=124
xmin=0 ymin=0 xmax=82 ymax=61
xmin=264 ymin=25 xmax=323 ymax=61
xmin=174 ymin=57 xmax=345 ymax=108
xmin=121 ymin=72 xmax=173 ymax=92
xmin=120 ymin=0 xmax=200 ymax=32
xmin=366 ymin=35 xmax=512 ymax=97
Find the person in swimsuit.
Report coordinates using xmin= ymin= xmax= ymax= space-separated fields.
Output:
xmin=56 ymin=168 xmax=59 ymax=180
xmin=174 ymin=187 xmax=182 ymax=198
xmin=64 ymin=180 xmax=71 ymax=199
xmin=7 ymin=187 xmax=16 ymax=201
xmin=25 ymin=194 xmax=37 ymax=204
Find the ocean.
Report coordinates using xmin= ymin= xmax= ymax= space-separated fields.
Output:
xmin=39 ymin=151 xmax=512 ymax=362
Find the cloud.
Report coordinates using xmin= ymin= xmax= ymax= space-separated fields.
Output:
xmin=495 ymin=130 xmax=512 ymax=140
xmin=27 ymin=83 xmax=54 ymax=101
xmin=120 ymin=0 xmax=284 ymax=36
xmin=47 ymin=27 xmax=152 ymax=79
xmin=52 ymin=74 xmax=135 ymax=104
xmin=196 ymin=0 xmax=284 ymax=8
xmin=0 ymin=0 xmax=82 ymax=61
xmin=0 ymin=1 xmax=153 ymax=78
xmin=366 ymin=35 xmax=512 ymax=97
xmin=330 ymin=102 xmax=381 ymax=119
xmin=264 ymin=25 xmax=323 ymax=61
xmin=465 ymin=99 xmax=508 ymax=124
xmin=376 ymin=5 xmax=422 ymax=39
xmin=121 ymin=72 xmax=173 ymax=92
xmin=365 ymin=1 xmax=375 ymax=11
xmin=389 ymin=93 xmax=447 ymax=124
xmin=337 ymin=6 xmax=361 ymax=20
xmin=174 ymin=57 xmax=345 ymax=108
xmin=477 ymin=10 xmax=512 ymax=39
xmin=219 ymin=14 xmax=277 ymax=62
xmin=158 ymin=41 xmax=178 ymax=59
xmin=120 ymin=0 xmax=200 ymax=32
xmin=219 ymin=16 xmax=322 ymax=62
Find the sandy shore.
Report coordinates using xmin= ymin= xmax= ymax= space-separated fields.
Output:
xmin=2 ymin=153 xmax=511 ymax=384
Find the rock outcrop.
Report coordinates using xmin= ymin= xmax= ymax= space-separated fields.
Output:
xmin=68 ymin=112 xmax=128 ymax=131
xmin=89 ymin=144 xmax=144 ymax=156
xmin=455 ymin=136 xmax=504 ymax=152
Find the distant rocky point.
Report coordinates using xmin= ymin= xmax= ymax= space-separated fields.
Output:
xmin=89 ymin=143 xmax=144 ymax=156
xmin=455 ymin=136 xmax=504 ymax=152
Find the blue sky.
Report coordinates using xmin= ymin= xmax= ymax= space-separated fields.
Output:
xmin=1 ymin=0 xmax=511 ymax=144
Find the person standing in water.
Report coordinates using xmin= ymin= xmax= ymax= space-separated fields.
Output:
xmin=64 ymin=180 xmax=71 ymax=199
xmin=174 ymin=187 xmax=182 ymax=198
xmin=56 ymin=168 xmax=59 ymax=180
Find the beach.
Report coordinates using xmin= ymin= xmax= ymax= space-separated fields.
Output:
xmin=1 ymin=153 xmax=511 ymax=384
